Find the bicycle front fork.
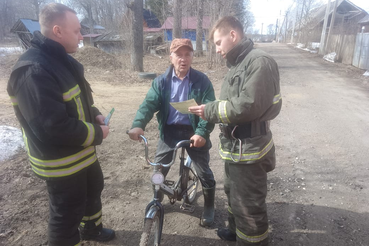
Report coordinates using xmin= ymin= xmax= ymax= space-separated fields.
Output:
xmin=144 ymin=198 xmax=164 ymax=243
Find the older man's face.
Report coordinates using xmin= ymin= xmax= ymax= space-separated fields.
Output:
xmin=170 ymin=46 xmax=193 ymax=78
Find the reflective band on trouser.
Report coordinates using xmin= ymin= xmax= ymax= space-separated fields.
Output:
xmin=9 ymin=96 xmax=18 ymax=106
xmin=29 ymin=147 xmax=97 ymax=178
xmin=74 ymin=243 xmax=81 ymax=246
xmin=236 ymin=228 xmax=269 ymax=243
xmin=22 ymin=128 xmax=30 ymax=154
xmin=75 ymin=97 xmax=86 ymax=121
xmin=82 ymin=210 xmax=102 ymax=221
xmin=82 ymin=122 xmax=95 ymax=147
xmin=63 ymin=85 xmax=81 ymax=102
xmin=273 ymin=93 xmax=281 ymax=104
xmin=228 ymin=206 xmax=233 ymax=214
xmin=219 ymin=139 xmax=274 ymax=162
xmin=81 ymin=210 xmax=102 ymax=227
xmin=218 ymin=100 xmax=230 ymax=123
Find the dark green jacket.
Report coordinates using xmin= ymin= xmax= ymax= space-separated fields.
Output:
xmin=204 ymin=38 xmax=282 ymax=163
xmin=132 ymin=65 xmax=215 ymax=140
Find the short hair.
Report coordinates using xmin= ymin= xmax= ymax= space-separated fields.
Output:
xmin=209 ymin=16 xmax=244 ymax=41
xmin=39 ymin=3 xmax=76 ymax=35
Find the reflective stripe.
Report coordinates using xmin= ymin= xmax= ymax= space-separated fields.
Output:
xmin=228 ymin=206 xmax=233 ymax=214
xmin=74 ymin=243 xmax=81 ymax=246
xmin=75 ymin=97 xmax=86 ymax=121
xmin=219 ymin=139 xmax=274 ymax=162
xmin=95 ymin=217 xmax=102 ymax=226
xmin=82 ymin=122 xmax=95 ymax=147
xmin=273 ymin=93 xmax=281 ymax=104
xmin=236 ymin=228 xmax=269 ymax=243
xmin=10 ymin=96 xmax=18 ymax=106
xmin=82 ymin=210 xmax=102 ymax=221
xmin=218 ymin=101 xmax=230 ymax=123
xmin=29 ymin=146 xmax=95 ymax=167
xmin=22 ymin=128 xmax=30 ymax=154
xmin=63 ymin=85 xmax=81 ymax=102
xmin=31 ymin=153 xmax=97 ymax=178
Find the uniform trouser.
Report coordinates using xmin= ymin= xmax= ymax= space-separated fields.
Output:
xmin=46 ymin=161 xmax=104 ymax=246
xmin=224 ymin=146 xmax=276 ymax=246
xmin=154 ymin=125 xmax=215 ymax=188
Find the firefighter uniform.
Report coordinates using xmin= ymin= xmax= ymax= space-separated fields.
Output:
xmin=204 ymin=38 xmax=282 ymax=245
xmin=7 ymin=31 xmax=107 ymax=246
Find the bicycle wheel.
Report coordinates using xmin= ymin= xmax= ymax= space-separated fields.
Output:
xmin=181 ymin=166 xmax=199 ymax=204
xmin=139 ymin=212 xmax=161 ymax=246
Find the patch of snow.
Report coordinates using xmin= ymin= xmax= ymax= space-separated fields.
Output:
xmin=0 ymin=47 xmax=23 ymax=56
xmin=0 ymin=125 xmax=25 ymax=162
xmin=323 ymin=52 xmax=336 ymax=63
xmin=363 ymin=71 xmax=369 ymax=76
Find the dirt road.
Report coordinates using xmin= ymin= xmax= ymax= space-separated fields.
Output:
xmin=1 ymin=43 xmax=369 ymax=246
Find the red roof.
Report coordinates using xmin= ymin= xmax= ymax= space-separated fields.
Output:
xmin=161 ymin=16 xmax=211 ymax=30
xmin=143 ymin=27 xmax=162 ymax=32
xmin=82 ymin=34 xmax=102 ymax=38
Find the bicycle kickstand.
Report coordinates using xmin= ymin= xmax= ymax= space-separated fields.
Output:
xmin=180 ymin=198 xmax=195 ymax=213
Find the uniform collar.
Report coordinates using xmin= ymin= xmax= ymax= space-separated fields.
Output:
xmin=226 ymin=38 xmax=254 ymax=67
xmin=31 ymin=31 xmax=69 ymax=61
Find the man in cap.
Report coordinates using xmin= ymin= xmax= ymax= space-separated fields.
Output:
xmin=128 ymin=38 xmax=216 ymax=227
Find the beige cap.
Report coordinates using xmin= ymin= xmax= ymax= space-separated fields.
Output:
xmin=170 ymin=38 xmax=194 ymax=53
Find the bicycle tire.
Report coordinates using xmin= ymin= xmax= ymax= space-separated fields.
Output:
xmin=181 ymin=166 xmax=199 ymax=204
xmin=139 ymin=212 xmax=161 ymax=246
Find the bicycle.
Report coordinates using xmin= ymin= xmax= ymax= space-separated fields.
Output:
xmin=135 ymin=134 xmax=200 ymax=246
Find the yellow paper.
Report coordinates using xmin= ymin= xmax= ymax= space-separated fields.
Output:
xmin=170 ymin=99 xmax=198 ymax=114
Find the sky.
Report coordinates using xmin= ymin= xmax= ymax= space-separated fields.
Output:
xmin=250 ymin=0 xmax=369 ymax=34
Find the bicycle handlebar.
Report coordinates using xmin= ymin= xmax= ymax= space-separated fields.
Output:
xmin=126 ymin=130 xmax=192 ymax=168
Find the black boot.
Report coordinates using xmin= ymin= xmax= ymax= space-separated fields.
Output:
xmin=200 ymin=184 xmax=215 ymax=227
xmin=217 ymin=227 xmax=237 ymax=241
xmin=80 ymin=224 xmax=115 ymax=242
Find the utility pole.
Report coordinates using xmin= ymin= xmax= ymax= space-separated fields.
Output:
xmin=261 ymin=23 xmax=264 ymax=35
xmin=319 ymin=0 xmax=331 ymax=55
xmin=325 ymin=0 xmax=338 ymax=54
xmin=291 ymin=4 xmax=299 ymax=44
xmin=275 ymin=19 xmax=278 ymax=41
xmin=285 ymin=11 xmax=288 ymax=42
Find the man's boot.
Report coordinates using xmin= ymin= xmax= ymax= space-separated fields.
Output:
xmin=200 ymin=184 xmax=215 ymax=227
xmin=217 ymin=227 xmax=237 ymax=241
xmin=80 ymin=223 xmax=115 ymax=242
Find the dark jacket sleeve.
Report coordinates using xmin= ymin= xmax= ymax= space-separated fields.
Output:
xmin=131 ymin=79 xmax=162 ymax=130
xmin=14 ymin=65 xmax=103 ymax=146
xmin=194 ymin=74 xmax=215 ymax=139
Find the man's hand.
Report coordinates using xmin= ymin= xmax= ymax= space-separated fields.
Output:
xmin=95 ymin=115 xmax=105 ymax=125
xmin=100 ymin=125 xmax=109 ymax=139
xmin=190 ymin=134 xmax=206 ymax=148
xmin=188 ymin=104 xmax=207 ymax=120
xmin=128 ymin=127 xmax=144 ymax=141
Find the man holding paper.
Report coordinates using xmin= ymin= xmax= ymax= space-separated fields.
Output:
xmin=128 ymin=38 xmax=216 ymax=227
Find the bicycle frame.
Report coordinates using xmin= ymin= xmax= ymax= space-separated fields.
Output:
xmin=137 ymin=135 xmax=198 ymax=245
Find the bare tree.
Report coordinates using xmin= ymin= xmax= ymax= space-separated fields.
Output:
xmin=146 ymin=0 xmax=169 ymax=24
xmin=195 ymin=0 xmax=203 ymax=56
xmin=173 ymin=0 xmax=182 ymax=38
xmin=127 ymin=0 xmax=143 ymax=71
